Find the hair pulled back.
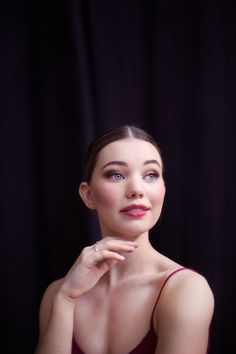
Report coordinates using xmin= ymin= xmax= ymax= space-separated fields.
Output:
xmin=83 ymin=125 xmax=162 ymax=182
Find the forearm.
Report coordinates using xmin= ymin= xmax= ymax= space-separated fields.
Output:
xmin=35 ymin=294 xmax=75 ymax=354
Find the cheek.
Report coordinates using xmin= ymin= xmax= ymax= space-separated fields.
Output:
xmin=92 ymin=185 xmax=119 ymax=207
xmin=151 ymin=186 xmax=166 ymax=204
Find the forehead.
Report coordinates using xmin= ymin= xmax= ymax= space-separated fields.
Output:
xmin=96 ymin=138 xmax=162 ymax=167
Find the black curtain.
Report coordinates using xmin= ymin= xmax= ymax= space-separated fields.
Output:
xmin=1 ymin=1 xmax=235 ymax=353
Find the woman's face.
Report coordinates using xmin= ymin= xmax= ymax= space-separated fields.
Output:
xmin=80 ymin=138 xmax=166 ymax=239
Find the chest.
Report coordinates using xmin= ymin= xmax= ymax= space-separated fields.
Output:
xmin=73 ymin=281 xmax=161 ymax=354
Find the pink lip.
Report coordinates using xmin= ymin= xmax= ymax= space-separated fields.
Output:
xmin=120 ymin=204 xmax=150 ymax=217
xmin=121 ymin=204 xmax=150 ymax=212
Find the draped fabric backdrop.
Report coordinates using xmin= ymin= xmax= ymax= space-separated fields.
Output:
xmin=1 ymin=1 xmax=235 ymax=353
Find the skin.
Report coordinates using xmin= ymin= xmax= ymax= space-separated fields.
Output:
xmin=35 ymin=138 xmax=214 ymax=354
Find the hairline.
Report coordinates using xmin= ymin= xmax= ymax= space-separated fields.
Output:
xmin=83 ymin=125 xmax=163 ymax=182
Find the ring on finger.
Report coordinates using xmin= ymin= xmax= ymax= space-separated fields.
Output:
xmin=94 ymin=242 xmax=99 ymax=253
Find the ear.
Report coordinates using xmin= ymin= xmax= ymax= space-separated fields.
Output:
xmin=79 ymin=181 xmax=95 ymax=209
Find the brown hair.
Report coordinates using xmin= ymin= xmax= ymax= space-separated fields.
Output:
xmin=83 ymin=125 xmax=163 ymax=182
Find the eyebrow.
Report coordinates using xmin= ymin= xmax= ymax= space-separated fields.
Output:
xmin=102 ymin=159 xmax=161 ymax=169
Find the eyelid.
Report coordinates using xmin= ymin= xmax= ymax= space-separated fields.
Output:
xmin=144 ymin=169 xmax=160 ymax=176
xmin=104 ymin=168 xmax=125 ymax=175
xmin=144 ymin=170 xmax=160 ymax=181
xmin=103 ymin=169 xmax=126 ymax=180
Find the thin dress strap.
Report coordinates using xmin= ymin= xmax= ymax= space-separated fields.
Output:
xmin=151 ymin=267 xmax=192 ymax=323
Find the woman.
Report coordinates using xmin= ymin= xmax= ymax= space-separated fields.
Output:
xmin=35 ymin=125 xmax=214 ymax=354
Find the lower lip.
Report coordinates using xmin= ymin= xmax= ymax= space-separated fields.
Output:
xmin=121 ymin=209 xmax=148 ymax=217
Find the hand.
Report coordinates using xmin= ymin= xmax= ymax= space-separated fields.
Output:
xmin=58 ymin=237 xmax=138 ymax=303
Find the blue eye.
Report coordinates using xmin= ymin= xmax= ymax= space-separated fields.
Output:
xmin=110 ymin=172 xmax=125 ymax=181
xmin=144 ymin=172 xmax=159 ymax=182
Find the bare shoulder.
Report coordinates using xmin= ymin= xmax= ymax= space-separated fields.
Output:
xmin=156 ymin=269 xmax=214 ymax=340
xmin=176 ymin=269 xmax=214 ymax=306
xmin=39 ymin=278 xmax=63 ymax=308
xmin=158 ymin=268 xmax=214 ymax=315
xmin=154 ymin=269 xmax=214 ymax=353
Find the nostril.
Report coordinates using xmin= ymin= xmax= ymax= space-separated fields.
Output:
xmin=128 ymin=190 xmax=144 ymax=198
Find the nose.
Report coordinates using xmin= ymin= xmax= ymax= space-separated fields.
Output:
xmin=126 ymin=179 xmax=144 ymax=199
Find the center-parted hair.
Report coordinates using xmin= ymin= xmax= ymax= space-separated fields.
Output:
xmin=83 ymin=125 xmax=163 ymax=182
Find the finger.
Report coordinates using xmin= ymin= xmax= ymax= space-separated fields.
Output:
xmin=93 ymin=240 xmax=139 ymax=253
xmin=95 ymin=249 xmax=125 ymax=261
xmin=103 ymin=237 xmax=139 ymax=248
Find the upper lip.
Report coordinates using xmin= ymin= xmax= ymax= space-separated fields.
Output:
xmin=120 ymin=204 xmax=150 ymax=212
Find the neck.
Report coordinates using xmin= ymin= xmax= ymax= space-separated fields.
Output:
xmin=102 ymin=234 xmax=156 ymax=289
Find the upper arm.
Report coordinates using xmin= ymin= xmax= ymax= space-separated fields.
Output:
xmin=155 ymin=271 xmax=214 ymax=354
xmin=37 ymin=279 xmax=62 ymax=338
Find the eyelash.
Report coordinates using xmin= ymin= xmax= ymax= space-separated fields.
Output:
xmin=105 ymin=171 xmax=125 ymax=181
xmin=104 ymin=171 xmax=159 ymax=182
xmin=144 ymin=172 xmax=159 ymax=181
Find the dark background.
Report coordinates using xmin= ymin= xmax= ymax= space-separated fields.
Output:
xmin=1 ymin=1 xmax=235 ymax=353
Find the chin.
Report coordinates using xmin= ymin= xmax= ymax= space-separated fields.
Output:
xmin=100 ymin=218 xmax=159 ymax=238
xmin=112 ymin=225 xmax=153 ymax=239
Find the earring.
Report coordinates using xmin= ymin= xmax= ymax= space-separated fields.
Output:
xmin=88 ymin=203 xmax=95 ymax=209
